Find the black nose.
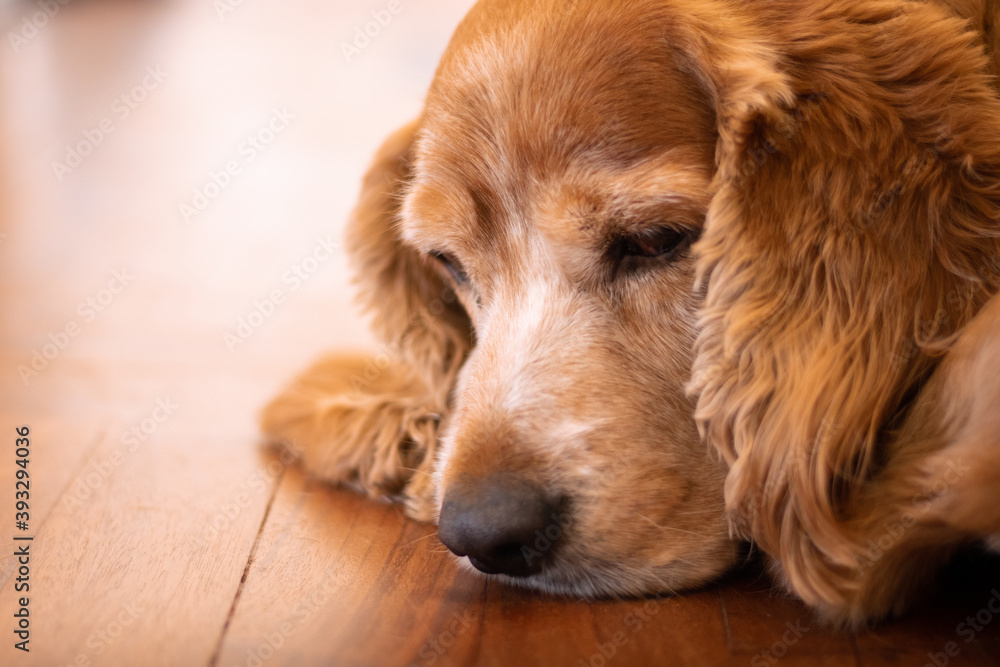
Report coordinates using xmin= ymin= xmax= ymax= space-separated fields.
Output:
xmin=438 ymin=475 xmax=567 ymax=577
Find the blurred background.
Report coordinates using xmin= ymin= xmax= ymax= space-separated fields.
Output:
xmin=0 ymin=1 xmax=479 ymax=664
xmin=0 ymin=0 xmax=476 ymax=394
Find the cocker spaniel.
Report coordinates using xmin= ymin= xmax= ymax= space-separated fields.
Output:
xmin=263 ymin=0 xmax=1000 ymax=627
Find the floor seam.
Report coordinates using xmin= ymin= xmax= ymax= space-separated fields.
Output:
xmin=206 ymin=462 xmax=286 ymax=667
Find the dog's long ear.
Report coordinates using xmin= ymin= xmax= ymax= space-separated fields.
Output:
xmin=346 ymin=121 xmax=472 ymax=394
xmin=262 ymin=122 xmax=472 ymax=520
xmin=681 ymin=1 xmax=1000 ymax=617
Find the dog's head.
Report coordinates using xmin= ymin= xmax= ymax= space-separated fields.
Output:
xmin=345 ymin=0 xmax=1000 ymax=611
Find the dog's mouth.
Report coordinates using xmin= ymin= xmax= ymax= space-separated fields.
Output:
xmin=448 ymin=545 xmax=682 ymax=600
xmin=461 ymin=543 xmax=542 ymax=577
xmin=437 ymin=494 xmax=742 ymax=599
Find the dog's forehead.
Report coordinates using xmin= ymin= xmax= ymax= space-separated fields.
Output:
xmin=425 ymin=0 xmax=712 ymax=169
xmin=402 ymin=0 xmax=716 ymax=249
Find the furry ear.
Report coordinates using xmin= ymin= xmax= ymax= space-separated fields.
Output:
xmin=682 ymin=0 xmax=1000 ymax=622
xmin=261 ymin=122 xmax=472 ymax=521
xmin=345 ymin=121 xmax=473 ymax=396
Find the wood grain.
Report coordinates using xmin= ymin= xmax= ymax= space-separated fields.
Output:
xmin=0 ymin=0 xmax=999 ymax=666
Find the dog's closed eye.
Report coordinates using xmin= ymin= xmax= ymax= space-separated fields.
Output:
xmin=608 ymin=225 xmax=695 ymax=276
xmin=429 ymin=250 xmax=469 ymax=286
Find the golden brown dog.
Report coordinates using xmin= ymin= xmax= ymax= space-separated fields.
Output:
xmin=263 ymin=0 xmax=1000 ymax=626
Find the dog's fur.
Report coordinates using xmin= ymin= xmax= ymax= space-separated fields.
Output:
xmin=263 ymin=0 xmax=1000 ymax=626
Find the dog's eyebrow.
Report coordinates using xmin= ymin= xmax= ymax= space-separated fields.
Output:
xmin=574 ymin=201 xmax=707 ymax=245
xmin=468 ymin=186 xmax=503 ymax=238
xmin=399 ymin=178 xmax=479 ymax=249
xmin=401 ymin=189 xmax=502 ymax=260
xmin=563 ymin=160 xmax=713 ymax=235
xmin=598 ymin=158 xmax=713 ymax=205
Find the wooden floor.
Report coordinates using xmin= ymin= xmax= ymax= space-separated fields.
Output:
xmin=0 ymin=0 xmax=999 ymax=665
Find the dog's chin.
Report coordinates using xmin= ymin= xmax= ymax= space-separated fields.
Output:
xmin=450 ymin=551 xmax=733 ymax=599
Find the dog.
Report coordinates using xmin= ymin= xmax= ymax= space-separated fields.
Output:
xmin=262 ymin=0 xmax=1000 ymax=627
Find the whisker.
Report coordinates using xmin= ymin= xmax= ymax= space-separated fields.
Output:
xmin=647 ymin=571 xmax=681 ymax=598
xmin=403 ymin=532 xmax=441 ymax=548
xmin=667 ymin=508 xmax=727 ymax=517
xmin=637 ymin=513 xmax=705 ymax=538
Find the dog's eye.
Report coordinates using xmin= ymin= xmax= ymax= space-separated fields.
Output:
xmin=619 ymin=226 xmax=689 ymax=259
xmin=429 ymin=251 xmax=469 ymax=285
xmin=607 ymin=225 xmax=694 ymax=279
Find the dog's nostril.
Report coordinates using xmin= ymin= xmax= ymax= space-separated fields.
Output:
xmin=437 ymin=475 xmax=567 ymax=578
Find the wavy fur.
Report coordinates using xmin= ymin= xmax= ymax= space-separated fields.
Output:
xmin=686 ymin=0 xmax=1000 ymax=625
xmin=263 ymin=0 xmax=1000 ymax=626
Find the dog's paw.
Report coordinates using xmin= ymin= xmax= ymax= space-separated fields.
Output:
xmin=919 ymin=443 xmax=1000 ymax=536
xmin=260 ymin=352 xmax=443 ymax=502
xmin=917 ymin=294 xmax=1000 ymax=536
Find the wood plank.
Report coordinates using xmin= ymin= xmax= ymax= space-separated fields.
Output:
xmin=2 ymin=0 xmax=1000 ymax=665
xmin=0 ymin=419 xmax=105 ymax=591
xmin=718 ymin=561 xmax=859 ymax=666
xmin=854 ymin=551 xmax=1000 ymax=666
xmin=0 ymin=373 xmax=284 ymax=666
xmin=216 ymin=466 xmax=733 ymax=667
